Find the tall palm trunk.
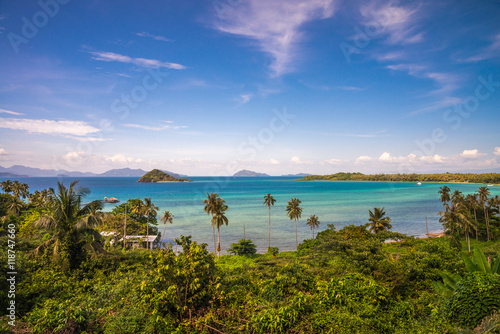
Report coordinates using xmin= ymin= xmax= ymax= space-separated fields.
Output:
xmin=474 ymin=208 xmax=478 ymax=241
xmin=295 ymin=219 xmax=298 ymax=250
xmin=484 ymin=203 xmax=490 ymax=241
xmin=312 ymin=226 xmax=315 ymax=239
xmin=212 ymin=214 xmax=216 ymax=255
xmin=217 ymin=227 xmax=221 ymax=259
xmin=146 ymin=216 xmax=149 ymax=250
xmin=268 ymin=206 xmax=271 ymax=250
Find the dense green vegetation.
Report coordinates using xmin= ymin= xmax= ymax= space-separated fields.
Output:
xmin=299 ymin=172 xmax=500 ymax=184
xmin=138 ymin=169 xmax=191 ymax=183
xmin=1 ymin=179 xmax=500 ymax=333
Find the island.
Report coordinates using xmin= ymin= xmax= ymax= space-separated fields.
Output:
xmin=296 ymin=172 xmax=500 ymax=184
xmin=137 ymin=169 xmax=192 ymax=183
xmin=233 ymin=169 xmax=270 ymax=177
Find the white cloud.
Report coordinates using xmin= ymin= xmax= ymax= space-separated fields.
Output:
xmin=326 ymin=158 xmax=345 ymax=165
xmin=270 ymin=158 xmax=279 ymax=165
xmin=494 ymin=147 xmax=500 ymax=156
xmin=0 ymin=148 xmax=7 ymax=155
xmin=0 ymin=117 xmax=101 ymax=139
xmin=355 ymin=156 xmax=372 ymax=164
xmin=89 ymin=51 xmax=186 ymax=70
xmin=136 ymin=32 xmax=172 ymax=42
xmin=360 ymin=2 xmax=423 ymax=45
xmin=291 ymin=156 xmax=313 ymax=164
xmin=104 ymin=154 xmax=144 ymax=164
xmin=461 ymin=149 xmax=485 ymax=159
xmin=214 ymin=0 xmax=337 ymax=76
xmin=123 ymin=121 xmax=187 ymax=131
xmin=0 ymin=108 xmax=23 ymax=116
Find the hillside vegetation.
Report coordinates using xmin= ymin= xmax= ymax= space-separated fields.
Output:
xmin=298 ymin=172 xmax=500 ymax=184
xmin=138 ymin=169 xmax=191 ymax=183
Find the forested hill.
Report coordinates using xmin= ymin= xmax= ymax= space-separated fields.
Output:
xmin=297 ymin=172 xmax=500 ymax=184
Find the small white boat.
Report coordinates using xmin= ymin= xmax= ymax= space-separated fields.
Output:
xmin=487 ymin=184 xmax=494 ymax=187
xmin=417 ymin=182 xmax=422 ymax=185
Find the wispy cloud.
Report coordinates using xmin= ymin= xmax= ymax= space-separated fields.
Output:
xmin=236 ymin=93 xmax=253 ymax=106
xmin=0 ymin=108 xmax=23 ymax=116
xmin=213 ymin=0 xmax=337 ymax=76
xmin=89 ymin=50 xmax=187 ymax=70
xmin=0 ymin=148 xmax=7 ymax=155
xmin=462 ymin=33 xmax=500 ymax=63
xmin=495 ymin=147 xmax=500 ymax=156
xmin=360 ymin=2 xmax=423 ymax=45
xmin=387 ymin=63 xmax=461 ymax=97
xmin=409 ymin=96 xmax=463 ymax=116
xmin=0 ymin=118 xmax=105 ymax=140
xmin=136 ymin=31 xmax=173 ymax=42
xmin=291 ymin=156 xmax=314 ymax=165
xmin=320 ymin=130 xmax=388 ymax=138
xmin=123 ymin=121 xmax=187 ymax=131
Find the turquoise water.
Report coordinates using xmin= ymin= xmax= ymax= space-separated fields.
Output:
xmin=3 ymin=176 xmax=500 ymax=253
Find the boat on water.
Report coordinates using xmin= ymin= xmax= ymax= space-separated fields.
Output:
xmin=487 ymin=184 xmax=494 ymax=187
xmin=417 ymin=182 xmax=422 ymax=185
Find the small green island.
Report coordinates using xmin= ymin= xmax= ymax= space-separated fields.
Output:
xmin=137 ymin=169 xmax=191 ymax=183
xmin=297 ymin=172 xmax=500 ymax=184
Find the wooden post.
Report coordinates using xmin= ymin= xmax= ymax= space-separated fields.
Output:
xmin=425 ymin=217 xmax=429 ymax=235
xmin=123 ymin=204 xmax=127 ymax=249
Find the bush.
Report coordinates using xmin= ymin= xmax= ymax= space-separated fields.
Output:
xmin=227 ymin=239 xmax=257 ymax=256
xmin=446 ymin=272 xmax=500 ymax=328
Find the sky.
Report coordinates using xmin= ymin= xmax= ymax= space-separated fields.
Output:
xmin=0 ymin=0 xmax=499 ymax=176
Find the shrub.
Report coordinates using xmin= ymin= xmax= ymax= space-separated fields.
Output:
xmin=446 ymin=272 xmax=500 ymax=328
xmin=227 ymin=239 xmax=257 ymax=256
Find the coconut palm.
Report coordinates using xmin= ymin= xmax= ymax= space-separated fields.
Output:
xmin=306 ymin=214 xmax=320 ymax=239
xmin=367 ymin=207 xmax=392 ymax=234
xmin=33 ymin=180 xmax=106 ymax=269
xmin=263 ymin=193 xmax=276 ymax=250
xmin=11 ymin=180 xmax=29 ymax=200
xmin=286 ymin=197 xmax=303 ymax=250
xmin=8 ymin=198 xmax=24 ymax=216
xmin=0 ymin=180 xmax=13 ymax=194
xmin=451 ymin=190 xmax=464 ymax=205
xmin=143 ymin=197 xmax=159 ymax=250
xmin=211 ymin=197 xmax=228 ymax=258
xmin=458 ymin=207 xmax=476 ymax=252
xmin=438 ymin=186 xmax=451 ymax=207
xmin=203 ymin=192 xmax=220 ymax=255
xmin=161 ymin=210 xmax=174 ymax=244
xmin=477 ymin=186 xmax=491 ymax=240
xmin=465 ymin=194 xmax=479 ymax=241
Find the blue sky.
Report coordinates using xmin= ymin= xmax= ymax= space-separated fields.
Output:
xmin=0 ymin=0 xmax=499 ymax=176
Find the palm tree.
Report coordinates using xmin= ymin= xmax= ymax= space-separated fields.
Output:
xmin=263 ymin=193 xmax=276 ymax=250
xmin=438 ymin=186 xmax=451 ymax=207
xmin=11 ymin=180 xmax=29 ymax=200
xmin=451 ymin=190 xmax=464 ymax=205
xmin=160 ymin=210 xmax=174 ymax=244
xmin=143 ymin=197 xmax=159 ymax=250
xmin=458 ymin=206 xmax=476 ymax=252
xmin=212 ymin=197 xmax=228 ymax=258
xmin=286 ymin=197 xmax=303 ymax=250
xmin=0 ymin=180 xmax=13 ymax=194
xmin=203 ymin=192 xmax=220 ymax=255
xmin=306 ymin=215 xmax=320 ymax=239
xmin=477 ymin=186 xmax=491 ymax=240
xmin=8 ymin=198 xmax=24 ymax=216
xmin=367 ymin=207 xmax=392 ymax=234
xmin=465 ymin=194 xmax=479 ymax=241
xmin=33 ymin=180 xmax=106 ymax=269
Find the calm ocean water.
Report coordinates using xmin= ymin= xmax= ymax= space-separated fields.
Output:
xmin=3 ymin=176 xmax=500 ymax=253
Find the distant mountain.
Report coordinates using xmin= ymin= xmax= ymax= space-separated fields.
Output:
xmin=0 ymin=165 xmax=96 ymax=177
xmin=0 ymin=172 xmax=26 ymax=177
xmin=233 ymin=169 xmax=270 ymax=177
xmin=98 ymin=168 xmax=147 ymax=177
xmin=282 ymin=173 xmax=311 ymax=177
xmin=0 ymin=165 xmax=187 ymax=178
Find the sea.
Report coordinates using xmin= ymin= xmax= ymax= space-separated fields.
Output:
xmin=3 ymin=176 xmax=500 ymax=253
